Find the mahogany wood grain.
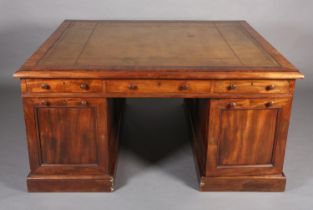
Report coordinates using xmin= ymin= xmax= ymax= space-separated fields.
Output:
xmin=38 ymin=106 xmax=98 ymax=164
xmin=15 ymin=70 xmax=304 ymax=80
xmin=186 ymin=99 xmax=290 ymax=191
xmin=218 ymin=108 xmax=277 ymax=165
xmin=14 ymin=20 xmax=303 ymax=192
xmin=27 ymin=174 xmax=114 ymax=192
xmin=106 ymin=80 xmax=212 ymax=95
xmin=206 ymin=98 xmax=292 ymax=176
xmin=199 ymin=174 xmax=286 ymax=192
xmin=213 ymin=80 xmax=290 ymax=94
xmin=22 ymin=79 xmax=294 ymax=99
xmin=26 ymin=79 xmax=103 ymax=93
xmin=23 ymin=98 xmax=110 ymax=175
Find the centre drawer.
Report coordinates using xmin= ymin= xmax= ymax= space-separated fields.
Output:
xmin=106 ymin=80 xmax=212 ymax=95
xmin=26 ymin=79 xmax=103 ymax=93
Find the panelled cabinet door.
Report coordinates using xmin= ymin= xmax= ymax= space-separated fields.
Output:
xmin=206 ymin=98 xmax=292 ymax=176
xmin=23 ymin=98 xmax=109 ymax=175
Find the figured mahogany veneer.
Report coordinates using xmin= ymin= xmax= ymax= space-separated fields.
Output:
xmin=26 ymin=79 xmax=103 ymax=93
xmin=106 ymin=80 xmax=212 ymax=96
xmin=213 ymin=80 xmax=290 ymax=94
xmin=14 ymin=20 xmax=303 ymax=192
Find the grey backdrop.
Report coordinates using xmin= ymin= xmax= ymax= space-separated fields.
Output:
xmin=0 ymin=0 xmax=312 ymax=210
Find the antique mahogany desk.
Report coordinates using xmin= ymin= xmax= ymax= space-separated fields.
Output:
xmin=14 ymin=20 xmax=303 ymax=192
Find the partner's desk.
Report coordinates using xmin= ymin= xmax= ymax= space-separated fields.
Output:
xmin=14 ymin=20 xmax=303 ymax=192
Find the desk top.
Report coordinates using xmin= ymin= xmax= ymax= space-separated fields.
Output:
xmin=14 ymin=20 xmax=303 ymax=79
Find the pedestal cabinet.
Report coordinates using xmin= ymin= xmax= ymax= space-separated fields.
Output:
xmin=23 ymin=96 xmax=123 ymax=191
xmin=14 ymin=20 xmax=303 ymax=192
xmin=187 ymin=97 xmax=292 ymax=191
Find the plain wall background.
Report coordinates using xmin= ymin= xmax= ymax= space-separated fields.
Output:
xmin=0 ymin=0 xmax=312 ymax=89
xmin=0 ymin=1 xmax=312 ymax=210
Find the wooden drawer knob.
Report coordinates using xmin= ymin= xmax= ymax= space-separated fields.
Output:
xmin=265 ymin=101 xmax=274 ymax=107
xmin=41 ymin=100 xmax=49 ymax=106
xmin=80 ymin=83 xmax=89 ymax=90
xmin=266 ymin=85 xmax=275 ymax=91
xmin=179 ymin=84 xmax=189 ymax=91
xmin=227 ymin=84 xmax=237 ymax=90
xmin=41 ymin=83 xmax=50 ymax=90
xmin=227 ymin=102 xmax=236 ymax=109
xmin=80 ymin=100 xmax=88 ymax=106
xmin=128 ymin=84 xmax=138 ymax=90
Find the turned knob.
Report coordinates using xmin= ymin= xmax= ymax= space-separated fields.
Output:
xmin=228 ymin=84 xmax=237 ymax=90
xmin=227 ymin=102 xmax=236 ymax=109
xmin=41 ymin=100 xmax=49 ymax=106
xmin=265 ymin=101 xmax=274 ymax=107
xmin=179 ymin=84 xmax=189 ymax=91
xmin=128 ymin=84 xmax=138 ymax=90
xmin=80 ymin=83 xmax=89 ymax=90
xmin=81 ymin=100 xmax=88 ymax=106
xmin=41 ymin=83 xmax=50 ymax=90
xmin=266 ymin=84 xmax=275 ymax=91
